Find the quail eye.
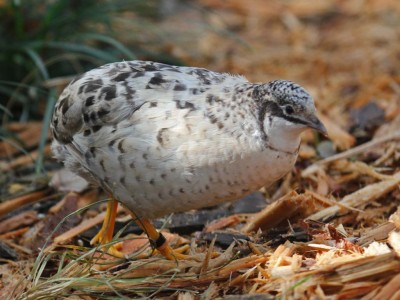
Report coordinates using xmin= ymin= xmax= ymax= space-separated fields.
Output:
xmin=285 ymin=105 xmax=294 ymax=115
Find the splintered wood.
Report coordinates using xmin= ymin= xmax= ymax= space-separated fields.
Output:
xmin=308 ymin=171 xmax=400 ymax=221
xmin=243 ymin=191 xmax=319 ymax=233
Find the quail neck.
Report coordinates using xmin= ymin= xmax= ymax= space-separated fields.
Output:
xmin=51 ymin=61 xmax=326 ymax=219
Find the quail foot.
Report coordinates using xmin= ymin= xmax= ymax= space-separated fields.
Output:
xmin=51 ymin=60 xmax=327 ymax=259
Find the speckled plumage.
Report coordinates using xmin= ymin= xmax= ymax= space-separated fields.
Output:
xmin=51 ymin=60 xmax=325 ymax=219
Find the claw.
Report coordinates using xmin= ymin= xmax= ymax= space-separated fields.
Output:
xmin=91 ymin=199 xmax=123 ymax=257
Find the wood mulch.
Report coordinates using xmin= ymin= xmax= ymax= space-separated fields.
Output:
xmin=1 ymin=0 xmax=400 ymax=298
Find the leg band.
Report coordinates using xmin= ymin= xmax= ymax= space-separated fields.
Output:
xmin=150 ymin=232 xmax=166 ymax=249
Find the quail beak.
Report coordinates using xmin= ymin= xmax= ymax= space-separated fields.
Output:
xmin=307 ymin=115 xmax=328 ymax=137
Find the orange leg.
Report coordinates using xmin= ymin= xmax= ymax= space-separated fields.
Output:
xmin=90 ymin=198 xmax=123 ymax=257
xmin=130 ymin=215 xmax=188 ymax=260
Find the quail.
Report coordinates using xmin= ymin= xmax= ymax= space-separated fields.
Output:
xmin=51 ymin=60 xmax=327 ymax=259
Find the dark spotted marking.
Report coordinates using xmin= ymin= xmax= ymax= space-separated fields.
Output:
xmin=89 ymin=112 xmax=97 ymax=122
xmin=98 ymin=108 xmax=110 ymax=118
xmin=150 ymin=102 xmax=157 ymax=107
xmin=146 ymin=73 xmax=167 ymax=88
xmin=54 ymin=131 xmax=72 ymax=144
xmin=120 ymin=177 xmax=126 ymax=185
xmin=84 ymin=151 xmax=91 ymax=163
xmin=143 ymin=153 xmax=148 ymax=159
xmin=205 ymin=185 xmax=210 ymax=190
xmin=85 ymin=79 xmax=103 ymax=94
xmin=123 ymin=83 xmax=136 ymax=99
xmin=92 ymin=125 xmax=102 ymax=132
xmin=129 ymin=161 xmax=135 ymax=169
xmin=106 ymin=68 xmax=119 ymax=76
xmin=142 ymin=64 xmax=159 ymax=72
xmin=174 ymin=100 xmax=195 ymax=110
xmin=206 ymin=112 xmax=218 ymax=124
xmin=101 ymin=86 xmax=116 ymax=100
xmin=192 ymin=69 xmax=211 ymax=85
xmin=217 ymin=122 xmax=224 ymax=129
xmin=85 ymin=96 xmax=95 ymax=107
xmin=157 ymin=128 xmax=168 ymax=145
xmin=118 ymin=139 xmax=125 ymax=153
xmin=135 ymin=175 xmax=141 ymax=182
xmin=59 ymin=97 xmax=71 ymax=115
xmin=113 ymin=72 xmax=131 ymax=82
xmin=179 ymin=188 xmax=184 ymax=193
xmin=78 ymin=85 xmax=85 ymax=94
xmin=150 ymin=179 xmax=155 ymax=185
xmin=173 ymin=83 xmax=187 ymax=91
xmin=206 ymin=94 xmax=223 ymax=105
xmin=83 ymin=129 xmax=91 ymax=136
xmin=132 ymin=71 xmax=145 ymax=78
xmin=190 ymin=88 xmax=200 ymax=95
xmin=161 ymin=173 xmax=166 ymax=179
xmin=166 ymin=67 xmax=183 ymax=73
xmin=89 ymin=147 xmax=96 ymax=156
xmin=109 ymin=139 xmax=116 ymax=147
xmin=99 ymin=160 xmax=105 ymax=172
xmin=83 ymin=113 xmax=90 ymax=123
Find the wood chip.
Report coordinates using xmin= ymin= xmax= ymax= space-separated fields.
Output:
xmin=0 ymin=211 xmax=38 ymax=234
xmin=242 ymin=191 xmax=317 ymax=233
xmin=307 ymin=171 xmax=400 ymax=221
xmin=0 ymin=188 xmax=52 ymax=218
xmin=319 ymin=114 xmax=356 ymax=150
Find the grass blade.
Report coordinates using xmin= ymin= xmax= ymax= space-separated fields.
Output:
xmin=24 ymin=48 xmax=50 ymax=80
xmin=35 ymin=87 xmax=56 ymax=174
xmin=76 ymin=33 xmax=136 ymax=60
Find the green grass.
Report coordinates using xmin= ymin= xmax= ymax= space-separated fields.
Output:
xmin=0 ymin=0 xmax=154 ymax=124
xmin=0 ymin=0 xmax=178 ymax=176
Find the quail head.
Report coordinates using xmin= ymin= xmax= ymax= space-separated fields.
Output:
xmin=51 ymin=60 xmax=326 ymax=258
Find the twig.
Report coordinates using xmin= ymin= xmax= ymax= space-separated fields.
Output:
xmin=0 ymin=188 xmax=52 ymax=218
xmin=317 ymin=132 xmax=400 ymax=165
